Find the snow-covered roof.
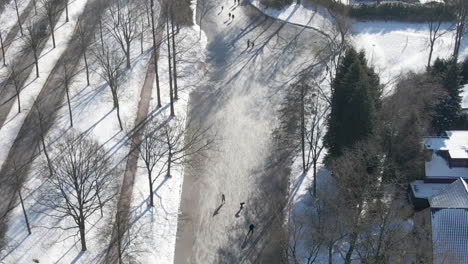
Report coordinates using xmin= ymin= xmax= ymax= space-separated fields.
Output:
xmin=425 ymin=152 xmax=468 ymax=179
xmin=462 ymin=84 xmax=468 ymax=111
xmin=429 ymin=178 xmax=468 ymax=209
xmin=425 ymin=131 xmax=468 ymax=159
xmin=431 ymin=208 xmax=468 ymax=264
xmin=410 ymin=180 xmax=449 ymax=199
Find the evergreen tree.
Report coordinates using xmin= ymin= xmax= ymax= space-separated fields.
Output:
xmin=325 ymin=49 xmax=381 ymax=159
xmin=430 ymin=58 xmax=463 ymax=134
xmin=461 ymin=57 xmax=468 ymax=84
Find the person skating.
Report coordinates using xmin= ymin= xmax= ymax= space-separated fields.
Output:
xmin=247 ymin=224 xmax=255 ymax=236
xmin=247 ymin=39 xmax=250 ymax=48
xmin=240 ymin=202 xmax=245 ymax=209
xmin=221 ymin=194 xmax=226 ymax=204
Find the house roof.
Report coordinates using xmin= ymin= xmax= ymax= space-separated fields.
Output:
xmin=425 ymin=152 xmax=468 ymax=179
xmin=410 ymin=180 xmax=449 ymax=199
xmin=429 ymin=178 xmax=468 ymax=209
xmin=425 ymin=131 xmax=468 ymax=159
xmin=431 ymin=208 xmax=468 ymax=264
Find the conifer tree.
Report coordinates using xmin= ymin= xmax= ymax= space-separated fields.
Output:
xmin=325 ymin=48 xmax=380 ymax=159
xmin=430 ymin=58 xmax=462 ymax=134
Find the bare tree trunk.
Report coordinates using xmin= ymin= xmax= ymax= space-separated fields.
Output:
xmin=313 ymin=158 xmax=317 ymax=197
xmin=301 ymin=85 xmax=306 ymax=174
xmin=79 ymin=221 xmax=87 ymax=251
xmin=166 ymin=14 xmax=175 ymax=117
xmin=125 ymin=39 xmax=131 ymax=68
xmin=65 ymin=82 xmax=73 ymax=127
xmin=328 ymin=242 xmax=333 ymax=264
xmin=65 ymin=0 xmax=69 ymax=22
xmin=14 ymin=0 xmax=23 ymax=36
xmin=33 ymin=0 xmax=37 ymax=15
xmin=0 ymin=31 xmax=5 ymax=66
xmin=170 ymin=8 xmax=178 ymax=100
xmin=83 ymin=51 xmax=90 ymax=86
xmin=148 ymin=170 xmax=154 ymax=207
xmin=99 ymin=20 xmax=104 ymax=48
xmin=140 ymin=21 xmax=144 ymax=55
xmin=116 ymin=101 xmax=123 ymax=131
xmin=18 ymin=189 xmax=31 ymax=234
xmin=167 ymin=145 xmax=172 ymax=177
xmin=150 ymin=0 xmax=162 ymax=108
xmin=15 ymin=86 xmax=21 ymax=113
xmin=49 ymin=18 xmax=56 ymax=48
xmin=33 ymin=51 xmax=39 ymax=78
xmin=427 ymin=44 xmax=434 ymax=69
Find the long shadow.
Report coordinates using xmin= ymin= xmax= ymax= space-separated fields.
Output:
xmin=212 ymin=203 xmax=224 ymax=217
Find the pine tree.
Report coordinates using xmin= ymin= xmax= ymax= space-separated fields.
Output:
xmin=430 ymin=58 xmax=462 ymax=134
xmin=325 ymin=48 xmax=380 ymax=159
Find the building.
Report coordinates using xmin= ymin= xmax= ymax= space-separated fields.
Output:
xmin=423 ymin=131 xmax=468 ymax=183
xmin=415 ymin=178 xmax=468 ymax=264
xmin=409 ymin=130 xmax=468 ymax=209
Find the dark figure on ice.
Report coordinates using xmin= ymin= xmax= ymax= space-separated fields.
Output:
xmin=247 ymin=224 xmax=255 ymax=236
xmin=247 ymin=39 xmax=250 ymax=48
xmin=221 ymin=194 xmax=226 ymax=204
xmin=235 ymin=202 xmax=245 ymax=218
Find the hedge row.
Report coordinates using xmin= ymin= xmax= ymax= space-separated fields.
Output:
xmin=349 ymin=2 xmax=456 ymax=22
xmin=259 ymin=0 xmax=456 ymax=23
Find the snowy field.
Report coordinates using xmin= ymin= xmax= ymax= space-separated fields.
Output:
xmin=250 ymin=0 xmax=468 ymax=87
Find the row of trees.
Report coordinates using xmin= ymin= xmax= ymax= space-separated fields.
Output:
xmin=6 ymin=0 xmax=200 ymax=253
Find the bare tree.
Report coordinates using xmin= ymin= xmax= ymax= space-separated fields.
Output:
xmin=427 ymin=3 xmax=448 ymax=68
xmin=22 ymin=21 xmax=46 ymax=78
xmin=150 ymin=0 xmax=162 ymax=108
xmin=94 ymin=44 xmax=126 ymax=130
xmin=32 ymin=99 xmax=53 ymax=177
xmin=0 ymin=30 xmax=6 ymax=66
xmin=166 ymin=7 xmax=175 ymax=116
xmin=197 ymin=0 xmax=214 ymax=38
xmin=161 ymin=117 xmax=214 ymax=177
xmin=13 ymin=0 xmax=24 ymax=36
xmin=134 ymin=118 xmax=167 ymax=207
xmin=12 ymin=160 xmax=31 ymax=235
xmin=65 ymin=0 xmax=69 ymax=22
xmin=39 ymin=132 xmax=115 ymax=252
xmin=41 ymin=0 xmax=60 ymax=49
xmin=107 ymin=0 xmax=140 ymax=68
xmin=75 ymin=21 xmax=92 ymax=86
xmin=5 ymin=62 xmax=24 ymax=113
xmin=57 ymin=60 xmax=76 ymax=127
xmin=170 ymin=5 xmax=178 ymax=100
xmin=451 ymin=0 xmax=468 ymax=60
xmin=330 ymin=141 xmax=383 ymax=264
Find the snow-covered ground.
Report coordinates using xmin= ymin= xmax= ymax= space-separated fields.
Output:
xmin=250 ymin=0 xmax=468 ymax=87
xmin=0 ymin=0 xmax=88 ymax=171
xmin=0 ymin=0 xmax=32 ymax=42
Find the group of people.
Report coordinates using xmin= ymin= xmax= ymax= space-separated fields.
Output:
xmin=221 ymin=194 xmax=255 ymax=236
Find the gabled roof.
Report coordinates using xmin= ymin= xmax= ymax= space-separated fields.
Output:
xmin=431 ymin=208 xmax=468 ymax=264
xmin=429 ymin=178 xmax=468 ymax=209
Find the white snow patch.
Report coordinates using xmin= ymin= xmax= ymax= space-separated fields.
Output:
xmin=249 ymin=0 xmax=468 ymax=88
